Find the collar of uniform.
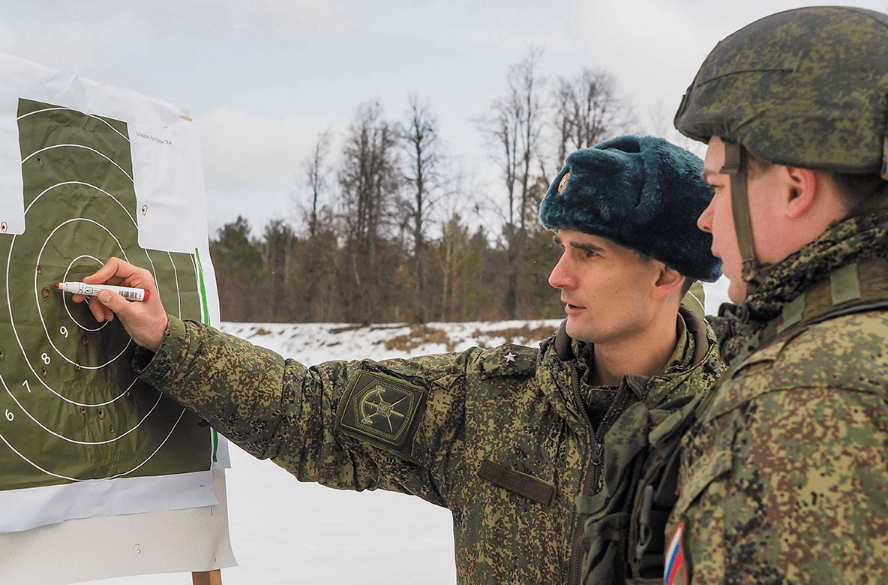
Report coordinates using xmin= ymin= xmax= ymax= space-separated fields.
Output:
xmin=743 ymin=208 xmax=888 ymax=322
xmin=663 ymin=311 xmax=692 ymax=373
xmin=712 ymin=209 xmax=888 ymax=363
xmin=728 ymin=257 xmax=888 ymax=368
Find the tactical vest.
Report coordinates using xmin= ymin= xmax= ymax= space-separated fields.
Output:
xmin=562 ymin=306 xmax=724 ymax=584
xmin=573 ymin=387 xmax=715 ymax=584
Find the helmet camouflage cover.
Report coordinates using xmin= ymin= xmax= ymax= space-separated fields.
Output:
xmin=674 ymin=6 xmax=888 ymax=176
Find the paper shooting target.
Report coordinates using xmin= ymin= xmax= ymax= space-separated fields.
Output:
xmin=0 ymin=98 xmax=214 ymax=492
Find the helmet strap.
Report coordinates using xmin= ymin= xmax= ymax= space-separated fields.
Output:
xmin=720 ymin=142 xmax=769 ymax=296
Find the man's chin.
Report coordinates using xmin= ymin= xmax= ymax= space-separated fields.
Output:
xmin=727 ymin=280 xmax=748 ymax=304
xmin=564 ymin=318 xmax=591 ymax=343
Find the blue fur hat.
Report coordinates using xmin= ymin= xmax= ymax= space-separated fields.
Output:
xmin=539 ymin=135 xmax=722 ymax=282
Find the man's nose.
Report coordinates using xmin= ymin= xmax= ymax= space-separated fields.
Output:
xmin=548 ymin=255 xmax=574 ymax=289
xmin=697 ymin=200 xmax=714 ymax=234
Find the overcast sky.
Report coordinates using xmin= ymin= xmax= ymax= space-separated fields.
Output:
xmin=3 ymin=0 xmax=886 ymax=239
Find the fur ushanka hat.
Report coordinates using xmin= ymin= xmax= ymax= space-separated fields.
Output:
xmin=539 ymin=135 xmax=722 ymax=282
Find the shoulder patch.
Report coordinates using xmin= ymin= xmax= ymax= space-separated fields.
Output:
xmin=480 ymin=344 xmax=538 ymax=380
xmin=335 ymin=370 xmax=427 ymax=455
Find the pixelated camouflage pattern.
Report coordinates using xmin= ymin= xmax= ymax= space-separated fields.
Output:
xmin=674 ymin=6 xmax=888 ymax=173
xmin=670 ymin=209 xmax=888 ymax=583
xmin=135 ymin=309 xmax=721 ymax=584
xmin=576 ymin=391 xmax=713 ymax=585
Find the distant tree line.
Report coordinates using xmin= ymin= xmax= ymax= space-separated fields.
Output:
xmin=210 ymin=47 xmax=641 ymax=324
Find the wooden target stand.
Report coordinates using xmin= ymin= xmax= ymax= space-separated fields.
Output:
xmin=193 ymin=570 xmax=223 ymax=584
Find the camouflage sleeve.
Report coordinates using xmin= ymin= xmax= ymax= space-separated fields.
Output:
xmin=678 ymin=388 xmax=888 ymax=584
xmin=136 ymin=316 xmax=473 ymax=505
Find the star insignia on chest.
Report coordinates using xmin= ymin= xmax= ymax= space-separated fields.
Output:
xmin=504 ymin=351 xmax=517 ymax=363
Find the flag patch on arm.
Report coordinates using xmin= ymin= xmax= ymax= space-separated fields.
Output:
xmin=665 ymin=523 xmax=686 ymax=585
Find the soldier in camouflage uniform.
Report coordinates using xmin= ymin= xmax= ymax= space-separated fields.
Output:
xmin=79 ymin=135 xmax=723 ymax=584
xmin=660 ymin=6 xmax=888 ymax=584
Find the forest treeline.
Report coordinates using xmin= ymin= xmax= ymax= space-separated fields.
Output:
xmin=210 ymin=47 xmax=663 ymax=324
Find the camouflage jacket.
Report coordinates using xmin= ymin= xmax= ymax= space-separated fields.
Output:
xmin=136 ymin=307 xmax=720 ymax=584
xmin=669 ymin=209 xmax=888 ymax=584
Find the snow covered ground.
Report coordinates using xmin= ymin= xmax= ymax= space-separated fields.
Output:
xmin=96 ymin=279 xmax=731 ymax=584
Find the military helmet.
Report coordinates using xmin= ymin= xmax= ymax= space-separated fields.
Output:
xmin=675 ymin=6 xmax=888 ymax=176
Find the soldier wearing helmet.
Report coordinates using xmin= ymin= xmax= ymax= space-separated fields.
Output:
xmin=663 ymin=6 xmax=888 ymax=584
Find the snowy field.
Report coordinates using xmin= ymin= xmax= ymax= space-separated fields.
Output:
xmin=95 ymin=280 xmax=730 ymax=584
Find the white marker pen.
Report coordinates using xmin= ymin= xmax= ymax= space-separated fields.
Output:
xmin=54 ymin=282 xmax=149 ymax=302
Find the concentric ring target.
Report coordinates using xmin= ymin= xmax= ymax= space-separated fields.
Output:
xmin=60 ymin=254 xmax=115 ymax=333
xmin=37 ymin=220 xmax=132 ymax=371
xmin=0 ymin=98 xmax=212 ymax=489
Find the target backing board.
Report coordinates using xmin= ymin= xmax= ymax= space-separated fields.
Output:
xmin=0 ymin=54 xmax=234 ymax=584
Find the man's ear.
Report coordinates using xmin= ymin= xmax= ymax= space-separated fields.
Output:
xmin=782 ymin=166 xmax=820 ymax=220
xmin=653 ymin=265 xmax=684 ymax=300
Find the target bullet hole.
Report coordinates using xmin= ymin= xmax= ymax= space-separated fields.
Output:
xmin=97 ymin=408 xmax=105 ymax=420
xmin=109 ymin=425 xmax=116 ymax=434
xmin=36 ymin=155 xmax=44 ymax=168
xmin=79 ymin=406 xmax=87 ymax=416
xmin=141 ymin=204 xmax=148 ymax=216
xmin=41 ymin=287 xmax=50 ymax=299
xmin=80 ymin=336 xmax=89 ymax=347
xmin=73 ymin=361 xmax=81 ymax=371
xmin=40 ymin=366 xmax=47 ymax=378
xmin=0 ymin=222 xmax=6 ymax=233
xmin=0 ymin=347 xmax=4 ymax=361
xmin=35 ymin=265 xmax=41 ymax=275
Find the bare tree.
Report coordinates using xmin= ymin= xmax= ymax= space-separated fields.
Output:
xmin=298 ymin=129 xmax=333 ymax=320
xmin=338 ymin=101 xmax=401 ymax=324
xmin=551 ymin=67 xmax=636 ymax=169
xmin=400 ymin=95 xmax=442 ymax=324
xmin=479 ymin=45 xmax=546 ymax=319
xmin=302 ymin=129 xmax=332 ymax=239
